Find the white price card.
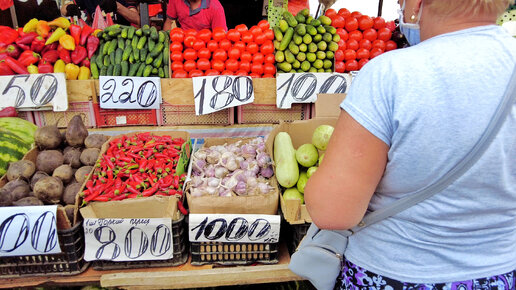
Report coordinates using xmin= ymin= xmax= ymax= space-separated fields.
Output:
xmin=276 ymin=72 xmax=352 ymax=109
xmin=84 ymin=218 xmax=173 ymax=262
xmin=189 ymin=214 xmax=280 ymax=244
xmin=193 ymin=75 xmax=254 ymax=115
xmin=0 ymin=73 xmax=68 ymax=111
xmin=0 ymin=205 xmax=61 ymax=257
xmin=99 ymin=76 xmax=162 ymax=109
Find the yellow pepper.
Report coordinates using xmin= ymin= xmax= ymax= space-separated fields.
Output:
xmin=45 ymin=27 xmax=66 ymax=45
xmin=92 ymin=29 xmax=102 ymax=37
xmin=78 ymin=66 xmax=90 ymax=80
xmin=64 ymin=63 xmax=80 ymax=80
xmin=36 ymin=20 xmax=51 ymax=38
xmin=48 ymin=17 xmax=71 ymax=30
xmin=54 ymin=59 xmax=65 ymax=73
xmin=27 ymin=64 xmax=39 ymax=74
xmin=59 ymin=34 xmax=75 ymax=51
xmin=23 ymin=18 xmax=38 ymax=33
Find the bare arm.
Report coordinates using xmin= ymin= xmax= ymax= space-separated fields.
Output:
xmin=116 ymin=2 xmax=140 ymax=26
xmin=163 ymin=18 xmax=178 ymax=31
xmin=304 ymin=110 xmax=389 ymax=230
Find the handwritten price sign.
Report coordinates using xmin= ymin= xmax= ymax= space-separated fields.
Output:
xmin=83 ymin=218 xmax=173 ymax=262
xmin=189 ymin=214 xmax=280 ymax=244
xmin=276 ymin=73 xmax=351 ymax=109
xmin=99 ymin=76 xmax=162 ymax=109
xmin=0 ymin=205 xmax=61 ymax=257
xmin=193 ymin=75 xmax=254 ymax=115
xmin=0 ymin=73 xmax=68 ymax=111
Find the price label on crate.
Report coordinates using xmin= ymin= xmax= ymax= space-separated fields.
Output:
xmin=0 ymin=205 xmax=61 ymax=257
xmin=0 ymin=73 xmax=68 ymax=111
xmin=83 ymin=218 xmax=173 ymax=262
xmin=189 ymin=214 xmax=280 ymax=244
xmin=99 ymin=76 xmax=162 ymax=109
xmin=276 ymin=73 xmax=351 ymax=109
xmin=193 ymin=75 xmax=255 ymax=115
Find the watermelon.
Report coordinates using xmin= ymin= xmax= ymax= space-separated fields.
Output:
xmin=0 ymin=129 xmax=32 ymax=176
xmin=0 ymin=117 xmax=37 ymax=147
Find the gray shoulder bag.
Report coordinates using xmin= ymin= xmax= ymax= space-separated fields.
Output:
xmin=289 ymin=65 xmax=516 ymax=290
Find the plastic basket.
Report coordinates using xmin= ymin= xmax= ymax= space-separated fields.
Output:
xmin=91 ymin=215 xmax=188 ymax=270
xmin=191 ymin=242 xmax=279 ymax=266
xmin=33 ymin=101 xmax=96 ymax=128
xmin=93 ymin=104 xmax=158 ymax=127
xmin=0 ymin=222 xmax=88 ymax=277
xmin=159 ymin=103 xmax=234 ymax=126
xmin=286 ymin=222 xmax=310 ymax=255
xmin=236 ymin=103 xmax=310 ymax=124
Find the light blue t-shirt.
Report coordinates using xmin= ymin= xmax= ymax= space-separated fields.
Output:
xmin=341 ymin=25 xmax=516 ymax=283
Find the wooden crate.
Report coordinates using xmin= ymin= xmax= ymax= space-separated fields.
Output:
xmin=236 ymin=103 xmax=311 ymax=124
xmin=33 ymin=101 xmax=97 ymax=128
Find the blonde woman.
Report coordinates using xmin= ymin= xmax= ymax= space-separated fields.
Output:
xmin=304 ymin=0 xmax=516 ymax=288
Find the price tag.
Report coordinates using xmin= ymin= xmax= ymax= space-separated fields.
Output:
xmin=0 ymin=205 xmax=61 ymax=257
xmin=0 ymin=73 xmax=68 ymax=111
xmin=276 ymin=73 xmax=351 ymax=109
xmin=193 ymin=75 xmax=254 ymax=115
xmin=84 ymin=218 xmax=173 ymax=262
xmin=99 ymin=76 xmax=162 ymax=109
xmin=189 ymin=214 xmax=280 ymax=244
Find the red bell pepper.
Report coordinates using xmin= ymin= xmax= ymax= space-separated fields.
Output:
xmin=81 ymin=57 xmax=90 ymax=68
xmin=41 ymin=50 xmax=59 ymax=64
xmin=38 ymin=61 xmax=53 ymax=73
xmin=18 ymin=50 xmax=40 ymax=67
xmin=86 ymin=35 xmax=99 ymax=59
xmin=3 ymin=44 xmax=21 ymax=59
xmin=69 ymin=24 xmax=81 ymax=45
xmin=5 ymin=57 xmax=28 ymax=74
xmin=0 ymin=26 xmax=18 ymax=46
xmin=30 ymin=36 xmax=46 ymax=53
xmin=71 ymin=45 xmax=87 ymax=65
xmin=0 ymin=53 xmax=7 ymax=61
xmin=0 ymin=107 xmax=17 ymax=117
xmin=17 ymin=43 xmax=30 ymax=51
xmin=59 ymin=48 xmax=71 ymax=63
xmin=0 ymin=60 xmax=13 ymax=76
xmin=80 ymin=25 xmax=94 ymax=46
xmin=41 ymin=42 xmax=58 ymax=55
xmin=15 ymin=32 xmax=37 ymax=46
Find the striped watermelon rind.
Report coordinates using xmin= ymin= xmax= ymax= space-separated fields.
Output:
xmin=0 ymin=117 xmax=37 ymax=147
xmin=0 ymin=129 xmax=32 ymax=176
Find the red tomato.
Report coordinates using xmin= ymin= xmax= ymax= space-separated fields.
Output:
xmin=377 ymin=28 xmax=392 ymax=42
xmin=171 ymin=61 xmax=184 ymax=72
xmin=172 ymin=70 xmax=188 ymax=78
xmin=183 ymin=48 xmax=197 ymax=60
xmin=346 ymin=39 xmax=359 ymax=51
xmin=336 ymin=28 xmax=348 ymax=41
xmin=198 ymin=47 xmax=211 ymax=59
xmin=192 ymin=39 xmax=205 ymax=50
xmin=372 ymin=39 xmax=386 ymax=51
xmin=170 ymin=51 xmax=183 ymax=62
xmin=242 ymin=32 xmax=253 ymax=43
xmin=222 ymin=70 xmax=234 ymax=75
xmin=332 ymin=15 xmax=346 ymax=28
xmin=235 ymin=70 xmax=248 ymax=76
xmin=264 ymin=54 xmax=275 ymax=64
xmin=249 ymin=26 xmax=262 ymax=38
xmin=260 ymin=40 xmax=274 ymax=55
xmin=252 ymin=53 xmax=264 ymax=64
xmin=258 ymin=20 xmax=270 ymax=31
xmin=235 ymin=24 xmax=248 ymax=34
xmin=370 ymin=47 xmax=384 ymax=59
xmin=262 ymin=74 xmax=274 ymax=78
xmin=264 ymin=29 xmax=275 ymax=41
xmin=184 ymin=35 xmax=196 ymax=48
xmin=212 ymin=28 xmax=226 ymax=42
xmin=344 ymin=49 xmax=357 ymax=61
xmin=189 ymin=70 xmax=204 ymax=77
xmin=263 ymin=63 xmax=275 ymax=75
xmin=358 ymin=58 xmax=369 ymax=69
xmin=251 ymin=63 xmax=263 ymax=75
xmin=239 ymin=61 xmax=251 ymax=73
xmin=358 ymin=15 xmax=374 ymax=31
xmin=335 ymin=61 xmax=345 ymax=73
xmin=338 ymin=8 xmax=351 ymax=18
xmin=207 ymin=40 xmax=219 ymax=52
xmin=185 ymin=29 xmax=197 ymax=37
xmin=225 ymin=59 xmax=239 ymax=71
xmin=170 ymin=41 xmax=183 ymax=52
xmin=335 ymin=49 xmax=345 ymax=61
xmin=348 ymin=30 xmax=362 ymax=42
xmin=184 ymin=60 xmax=196 ymax=72
xmin=213 ymin=49 xmax=228 ymax=61
xmin=212 ymin=59 xmax=225 ymax=72
xmin=197 ymin=29 xmax=212 ymax=42
xmin=373 ymin=17 xmax=386 ymax=30
xmin=363 ymin=28 xmax=378 ymax=42
xmin=248 ymin=73 xmax=260 ymax=78
xmin=338 ymin=39 xmax=346 ymax=50
xmin=170 ymin=28 xmax=184 ymax=43
xmin=240 ymin=51 xmax=252 ymax=62
xmin=345 ymin=17 xmax=359 ymax=32
xmin=246 ymin=42 xmax=259 ymax=54
xmin=359 ymin=39 xmax=372 ymax=50
xmin=197 ymin=58 xmax=211 ymax=71
xmin=385 ymin=20 xmax=396 ymax=32
xmin=205 ymin=69 xmax=219 ymax=76
xmin=255 ymin=33 xmax=267 ymax=45
xmin=325 ymin=8 xmax=337 ymax=18
xmin=227 ymin=29 xmax=241 ymax=42
xmin=234 ymin=41 xmax=246 ymax=52
xmin=385 ymin=40 xmax=397 ymax=51
xmin=219 ymin=39 xmax=232 ymax=51
xmin=351 ymin=11 xmax=362 ymax=18
xmin=345 ymin=59 xmax=359 ymax=72
xmin=228 ymin=47 xmax=241 ymax=60
xmin=356 ymin=48 xmax=370 ymax=60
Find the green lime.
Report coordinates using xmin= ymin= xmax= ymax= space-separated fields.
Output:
xmin=318 ymin=15 xmax=332 ymax=26
xmin=306 ymin=52 xmax=316 ymax=62
xmin=296 ymin=52 xmax=306 ymax=62
xmin=301 ymin=60 xmax=311 ymax=71
xmin=308 ymin=42 xmax=318 ymax=52
xmin=292 ymin=60 xmax=301 ymax=69
xmin=317 ymin=41 xmax=327 ymax=51
xmin=313 ymin=59 xmax=323 ymax=69
xmin=325 ymin=68 xmax=333 ymax=73
xmin=323 ymin=33 xmax=333 ymax=43
xmin=316 ymin=51 xmax=326 ymax=60
xmin=333 ymin=34 xmax=341 ymax=42
xmin=324 ymin=25 xmax=337 ymax=34
xmin=317 ymin=25 xmax=326 ymax=34
xmin=317 ymin=68 xmax=325 ymax=72
xmin=302 ymin=34 xmax=312 ymax=44
xmin=313 ymin=34 xmax=322 ymax=43
xmin=326 ymin=51 xmax=334 ymax=59
xmin=299 ymin=43 xmax=307 ymax=52
xmin=323 ymin=59 xmax=333 ymax=69
xmin=309 ymin=67 xmax=318 ymax=72
xmin=328 ymin=41 xmax=339 ymax=52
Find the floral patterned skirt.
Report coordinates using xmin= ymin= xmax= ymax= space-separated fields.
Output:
xmin=334 ymin=258 xmax=516 ymax=290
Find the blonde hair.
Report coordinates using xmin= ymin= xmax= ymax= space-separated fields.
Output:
xmin=425 ymin=0 xmax=512 ymax=17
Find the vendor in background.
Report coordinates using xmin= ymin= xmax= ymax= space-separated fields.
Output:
xmin=163 ymin=0 xmax=227 ymax=31
xmin=61 ymin=0 xmax=141 ymax=26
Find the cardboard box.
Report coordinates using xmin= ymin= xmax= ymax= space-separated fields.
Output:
xmin=186 ymin=137 xmax=279 ymax=215
xmin=265 ymin=93 xmax=345 ymax=224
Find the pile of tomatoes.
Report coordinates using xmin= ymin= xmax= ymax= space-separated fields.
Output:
xmin=169 ymin=20 xmax=276 ymax=78
xmin=326 ymin=8 xmax=398 ymax=72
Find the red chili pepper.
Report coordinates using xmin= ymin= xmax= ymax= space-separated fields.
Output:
xmin=80 ymin=25 xmax=94 ymax=46
xmin=0 ymin=60 xmax=14 ymax=76
xmin=154 ymin=153 xmax=168 ymax=159
xmin=93 ymin=195 xmax=111 ymax=202
xmin=127 ymin=192 xmax=139 ymax=199
xmin=71 ymin=45 xmax=87 ymax=65
xmin=143 ymin=150 xmax=154 ymax=159
xmin=112 ymin=193 xmax=128 ymax=201
xmin=0 ymin=106 xmax=17 ymax=117
xmin=69 ymin=24 xmax=81 ymax=45
xmin=177 ymin=200 xmax=188 ymax=215
xmin=103 ymin=155 xmax=114 ymax=169
xmin=142 ymin=184 xmax=159 ymax=197
xmin=41 ymin=42 xmax=58 ymax=55
xmin=173 ymin=175 xmax=179 ymax=189
xmin=30 ymin=36 xmax=46 ymax=53
xmin=38 ymin=61 xmax=53 ymax=73
xmin=119 ymin=156 xmax=132 ymax=163
xmin=5 ymin=56 xmax=28 ymax=74
xmin=86 ymin=35 xmax=99 ymax=59
xmin=127 ymin=185 xmax=140 ymax=195
xmin=107 ymin=169 xmax=113 ymax=180
xmin=17 ymin=43 xmax=30 ymax=51
xmin=15 ymin=32 xmax=37 ymax=46
xmin=41 ymin=50 xmax=59 ymax=64
xmin=127 ymin=152 xmax=140 ymax=159
xmin=59 ymin=48 xmax=71 ymax=63
xmin=85 ymin=190 xmax=102 ymax=202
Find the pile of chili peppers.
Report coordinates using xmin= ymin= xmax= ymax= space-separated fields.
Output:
xmin=81 ymin=132 xmax=188 ymax=215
